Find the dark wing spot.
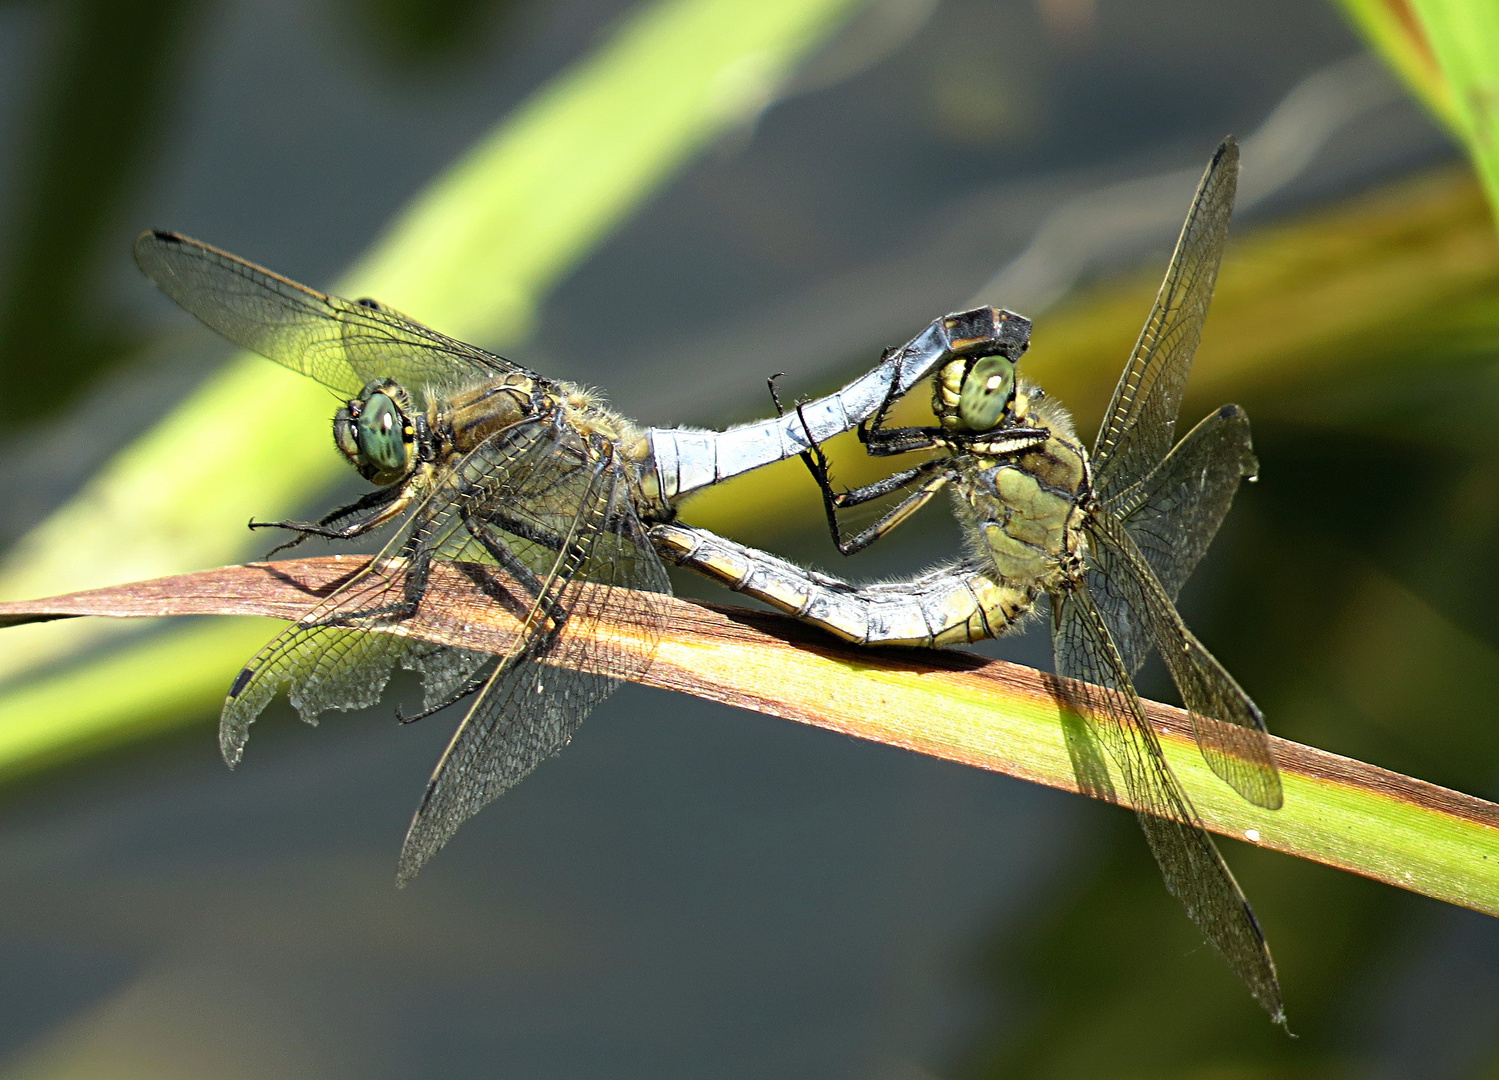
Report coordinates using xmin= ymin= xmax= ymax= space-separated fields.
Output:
xmin=229 ymin=666 xmax=255 ymax=698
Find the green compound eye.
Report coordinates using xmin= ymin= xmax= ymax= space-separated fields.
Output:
xmin=356 ymin=392 xmax=409 ymax=479
xmin=958 ymin=355 xmax=1016 ymax=431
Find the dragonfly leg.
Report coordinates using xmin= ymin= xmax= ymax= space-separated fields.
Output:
xmin=789 ymin=398 xmax=956 ymax=556
xmin=767 ymin=374 xmax=940 ymax=496
xmin=767 ymin=373 xmax=850 ymax=500
xmin=765 ymin=350 xmax=933 ymax=458
xmin=470 ymin=511 xmax=568 ymax=560
xmin=829 ymin=463 xmax=955 ymax=556
xmin=461 ymin=514 xmax=570 ymax=639
xmin=251 ymin=484 xmax=411 ymax=557
xmin=847 ymin=360 xmax=947 ymax=457
xmin=314 ymin=539 xmax=432 ymax=629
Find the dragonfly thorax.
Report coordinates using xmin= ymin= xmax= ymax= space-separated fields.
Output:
xmin=334 ymin=379 xmax=417 ymax=486
xmin=959 ymin=390 xmax=1090 ymax=593
xmin=555 ymin=382 xmax=648 ymax=460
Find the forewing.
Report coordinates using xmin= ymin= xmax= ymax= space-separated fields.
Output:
xmin=218 ymin=420 xmax=560 ymax=765
xmin=1086 ymin=507 xmax=1281 ymax=809
xmin=396 ymin=438 xmax=670 ymax=883
xmin=1051 ymin=582 xmax=1283 ymax=1022
xmin=134 ymin=230 xmax=525 ymax=398
xmin=1103 ymin=404 xmax=1256 ymax=602
xmin=1091 ymin=139 xmax=1238 ymax=501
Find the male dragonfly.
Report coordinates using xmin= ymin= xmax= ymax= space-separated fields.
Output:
xmin=653 ymin=139 xmax=1287 ymax=1021
xmin=134 ymin=231 xmax=1030 ymax=883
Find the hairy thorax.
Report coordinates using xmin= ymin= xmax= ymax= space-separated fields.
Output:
xmin=958 ymin=385 xmax=1090 ymax=592
xmin=433 ymin=372 xmax=537 ymax=457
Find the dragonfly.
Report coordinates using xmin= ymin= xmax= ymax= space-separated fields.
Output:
xmin=133 ymin=230 xmax=1031 ymax=884
xmin=652 ymin=138 xmax=1287 ymax=1021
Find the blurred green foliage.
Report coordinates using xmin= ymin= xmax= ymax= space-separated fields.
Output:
xmin=1339 ymin=0 xmax=1499 ymax=224
xmin=0 ymin=0 xmax=197 ymax=416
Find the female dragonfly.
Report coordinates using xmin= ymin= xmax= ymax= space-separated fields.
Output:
xmin=653 ymin=139 xmax=1288 ymax=1022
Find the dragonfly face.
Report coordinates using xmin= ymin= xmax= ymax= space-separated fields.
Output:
xmin=334 ymin=380 xmax=418 ymax=485
xmin=944 ymin=352 xmax=1017 ymax=433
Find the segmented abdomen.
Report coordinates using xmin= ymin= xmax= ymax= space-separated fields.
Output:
xmin=652 ymin=523 xmax=1034 ymax=647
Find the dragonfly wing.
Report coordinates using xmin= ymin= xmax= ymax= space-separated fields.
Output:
xmin=1087 ymin=507 xmax=1281 ymax=808
xmin=396 ymin=431 xmax=670 ymax=883
xmin=1090 ymin=139 xmax=1238 ymax=502
xmin=218 ymin=624 xmax=413 ymax=764
xmin=218 ymin=420 xmax=559 ymax=764
xmin=1103 ymin=403 xmax=1256 ymax=603
xmin=134 ymin=230 xmax=526 ymax=399
xmin=1051 ymin=581 xmax=1283 ymax=1022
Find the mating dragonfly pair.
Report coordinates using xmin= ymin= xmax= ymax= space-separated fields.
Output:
xmin=134 ymin=138 xmax=1282 ymax=1020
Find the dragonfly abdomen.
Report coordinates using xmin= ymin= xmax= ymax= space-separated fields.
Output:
xmin=652 ymin=523 xmax=1034 ymax=647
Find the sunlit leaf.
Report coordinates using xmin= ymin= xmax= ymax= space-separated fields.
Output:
xmin=2 ymin=557 xmax=1496 ymax=914
xmin=1341 ymin=0 xmax=1499 ymax=224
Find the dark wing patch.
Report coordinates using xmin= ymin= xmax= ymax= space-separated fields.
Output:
xmin=1090 ymin=139 xmax=1238 ymax=501
xmin=1051 ymin=580 xmax=1283 ymax=1022
xmin=134 ymin=230 xmax=528 ymax=399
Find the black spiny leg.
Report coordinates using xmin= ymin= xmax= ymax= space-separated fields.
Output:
xmin=392 ymin=510 xmax=574 ymax=726
xmin=792 ymin=400 xmax=956 ymax=556
xmin=816 ymin=455 xmax=956 ymax=555
xmin=463 ymin=514 xmax=567 ymax=622
xmin=859 ymin=420 xmax=947 ymax=457
xmin=250 ymin=484 xmax=410 ymax=557
xmin=322 ymin=533 xmax=433 ymax=628
xmin=768 ymin=371 xmax=831 ymax=494
xmin=766 ymin=371 xmax=956 ymax=555
xmin=851 ymin=348 xmax=948 ymax=459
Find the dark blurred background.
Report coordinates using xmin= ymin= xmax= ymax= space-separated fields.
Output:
xmin=0 ymin=0 xmax=1497 ymax=1076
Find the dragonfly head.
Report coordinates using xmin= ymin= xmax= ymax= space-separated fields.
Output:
xmin=936 ymin=353 xmax=1018 ymax=434
xmin=335 ymin=380 xmax=417 ymax=485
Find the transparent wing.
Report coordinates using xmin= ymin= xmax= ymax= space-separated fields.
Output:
xmin=1091 ymin=139 xmax=1238 ymax=501
xmin=1086 ymin=507 xmax=1281 ymax=809
xmin=1051 ymin=581 xmax=1283 ymax=1022
xmin=134 ymin=230 xmax=528 ymax=399
xmin=219 ymin=417 xmax=670 ymax=881
xmin=218 ymin=420 xmax=562 ymax=764
xmin=1102 ymin=403 xmax=1257 ymax=603
xmin=397 ymin=440 xmax=671 ymax=883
